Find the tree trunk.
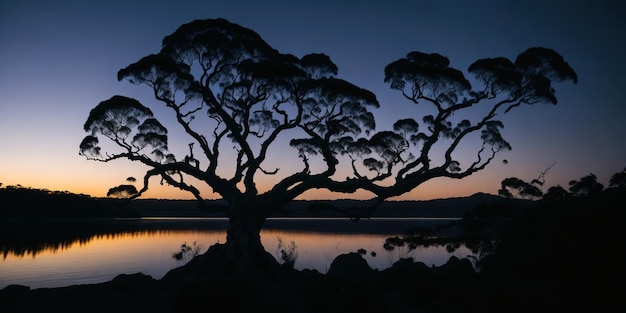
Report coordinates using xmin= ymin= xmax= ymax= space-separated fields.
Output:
xmin=162 ymin=199 xmax=282 ymax=287
xmin=223 ymin=207 xmax=278 ymax=281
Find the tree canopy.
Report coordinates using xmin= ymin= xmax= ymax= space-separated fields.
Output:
xmin=79 ymin=18 xmax=576 ymax=280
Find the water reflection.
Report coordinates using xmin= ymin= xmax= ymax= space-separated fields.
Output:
xmin=0 ymin=218 xmax=471 ymax=289
xmin=0 ymin=218 xmax=229 ymax=258
xmin=1 ymin=217 xmax=456 ymax=258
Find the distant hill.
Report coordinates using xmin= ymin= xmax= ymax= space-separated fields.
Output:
xmin=281 ymin=192 xmax=529 ymax=218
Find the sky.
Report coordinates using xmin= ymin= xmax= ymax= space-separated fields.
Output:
xmin=1 ymin=0 xmax=624 ymax=201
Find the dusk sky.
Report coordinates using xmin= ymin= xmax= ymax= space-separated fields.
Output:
xmin=1 ymin=0 xmax=624 ymax=201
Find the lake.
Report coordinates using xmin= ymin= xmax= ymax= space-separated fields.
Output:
xmin=0 ymin=217 xmax=472 ymax=289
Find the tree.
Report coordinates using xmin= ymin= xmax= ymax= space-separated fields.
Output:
xmin=542 ymin=185 xmax=570 ymax=201
xmin=568 ymin=173 xmax=604 ymax=196
xmin=608 ymin=166 xmax=626 ymax=189
xmin=106 ymin=184 xmax=138 ymax=198
xmin=105 ymin=177 xmax=138 ymax=198
xmin=498 ymin=162 xmax=555 ymax=200
xmin=498 ymin=177 xmax=543 ymax=200
xmin=79 ymin=18 xmax=576 ymax=280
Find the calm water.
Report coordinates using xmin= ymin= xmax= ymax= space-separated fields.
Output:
xmin=0 ymin=218 xmax=471 ymax=289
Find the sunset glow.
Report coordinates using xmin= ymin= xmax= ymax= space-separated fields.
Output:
xmin=1 ymin=1 xmax=624 ymax=201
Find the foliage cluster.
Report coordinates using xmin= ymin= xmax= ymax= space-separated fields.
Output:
xmin=499 ymin=165 xmax=625 ymax=200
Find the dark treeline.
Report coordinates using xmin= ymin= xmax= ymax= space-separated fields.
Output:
xmin=0 ymin=185 xmax=137 ymax=218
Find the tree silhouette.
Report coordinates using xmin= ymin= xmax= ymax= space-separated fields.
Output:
xmin=568 ymin=173 xmax=604 ymax=196
xmin=106 ymin=184 xmax=138 ymax=198
xmin=79 ymin=18 xmax=576 ymax=280
xmin=498 ymin=162 xmax=555 ymax=199
xmin=105 ymin=177 xmax=138 ymax=198
xmin=608 ymin=166 xmax=626 ymax=189
xmin=542 ymin=185 xmax=570 ymax=201
xmin=498 ymin=177 xmax=543 ymax=200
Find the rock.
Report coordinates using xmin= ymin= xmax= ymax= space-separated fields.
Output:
xmin=389 ymin=257 xmax=430 ymax=274
xmin=110 ymin=272 xmax=155 ymax=291
xmin=434 ymin=256 xmax=476 ymax=277
xmin=0 ymin=284 xmax=30 ymax=298
xmin=326 ymin=252 xmax=373 ymax=282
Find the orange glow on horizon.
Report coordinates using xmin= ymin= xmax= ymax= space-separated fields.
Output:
xmin=1 ymin=166 xmax=500 ymax=201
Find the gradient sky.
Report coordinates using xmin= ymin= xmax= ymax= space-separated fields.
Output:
xmin=1 ymin=0 xmax=624 ymax=200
